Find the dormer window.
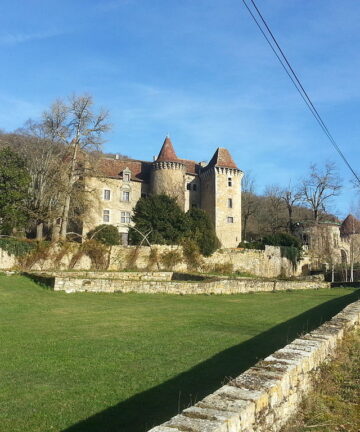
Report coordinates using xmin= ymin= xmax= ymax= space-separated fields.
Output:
xmin=123 ymin=168 xmax=131 ymax=182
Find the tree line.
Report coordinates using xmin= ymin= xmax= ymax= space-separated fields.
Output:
xmin=0 ymin=94 xmax=110 ymax=240
xmin=242 ymin=164 xmax=342 ymax=242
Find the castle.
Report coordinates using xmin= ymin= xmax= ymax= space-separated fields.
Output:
xmin=83 ymin=137 xmax=244 ymax=248
xmin=295 ymin=214 xmax=360 ymax=271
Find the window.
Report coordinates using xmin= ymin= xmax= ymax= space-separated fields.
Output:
xmin=187 ymin=183 xmax=191 ymax=191
xmin=103 ymin=209 xmax=110 ymax=223
xmin=121 ymin=211 xmax=131 ymax=224
xmin=193 ymin=184 xmax=197 ymax=191
xmin=228 ymin=198 xmax=233 ymax=208
xmin=103 ymin=189 xmax=111 ymax=200
xmin=124 ymin=173 xmax=130 ymax=182
xmin=227 ymin=216 xmax=234 ymax=223
xmin=122 ymin=191 xmax=130 ymax=202
xmin=228 ymin=177 xmax=232 ymax=187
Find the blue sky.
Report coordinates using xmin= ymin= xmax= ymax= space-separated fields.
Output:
xmin=1 ymin=0 xmax=359 ymax=218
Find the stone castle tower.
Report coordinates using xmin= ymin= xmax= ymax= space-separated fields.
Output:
xmin=200 ymin=148 xmax=243 ymax=248
xmin=84 ymin=136 xmax=243 ymax=248
xmin=150 ymin=137 xmax=243 ymax=247
xmin=151 ymin=137 xmax=186 ymax=209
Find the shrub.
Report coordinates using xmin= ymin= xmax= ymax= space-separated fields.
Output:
xmin=186 ymin=208 xmax=220 ymax=256
xmin=182 ymin=238 xmax=202 ymax=270
xmin=87 ymin=224 xmax=120 ymax=246
xmin=239 ymin=233 xmax=301 ymax=268
xmin=82 ymin=239 xmax=109 ymax=270
xmin=160 ymin=250 xmax=182 ymax=270
xmin=262 ymin=233 xmax=301 ymax=249
xmin=125 ymin=247 xmax=139 ymax=270
xmin=17 ymin=241 xmax=51 ymax=269
xmin=213 ymin=263 xmax=234 ymax=274
xmin=0 ymin=237 xmax=37 ymax=257
xmin=147 ymin=247 xmax=159 ymax=270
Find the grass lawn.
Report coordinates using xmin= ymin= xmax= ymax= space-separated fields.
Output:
xmin=0 ymin=275 xmax=358 ymax=432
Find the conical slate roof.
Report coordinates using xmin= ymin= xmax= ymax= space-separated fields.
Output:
xmin=156 ymin=136 xmax=180 ymax=162
xmin=340 ymin=214 xmax=360 ymax=236
xmin=207 ymin=147 xmax=238 ymax=169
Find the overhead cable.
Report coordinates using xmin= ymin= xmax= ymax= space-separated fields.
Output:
xmin=242 ymin=0 xmax=360 ymax=187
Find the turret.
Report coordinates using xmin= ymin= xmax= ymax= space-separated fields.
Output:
xmin=200 ymin=148 xmax=243 ymax=248
xmin=151 ymin=137 xmax=186 ymax=209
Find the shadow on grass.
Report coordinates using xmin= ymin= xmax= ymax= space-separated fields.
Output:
xmin=63 ymin=290 xmax=360 ymax=432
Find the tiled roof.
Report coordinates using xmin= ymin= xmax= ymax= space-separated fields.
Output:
xmin=178 ymin=159 xmax=201 ymax=175
xmin=98 ymin=158 xmax=152 ymax=182
xmin=340 ymin=214 xmax=360 ymax=236
xmin=207 ymin=147 xmax=238 ymax=169
xmin=156 ymin=137 xmax=180 ymax=162
xmin=97 ymin=140 xmax=238 ymax=180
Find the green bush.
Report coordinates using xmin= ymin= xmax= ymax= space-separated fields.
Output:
xmin=186 ymin=208 xmax=220 ymax=256
xmin=262 ymin=233 xmax=301 ymax=249
xmin=0 ymin=237 xmax=37 ymax=257
xmin=87 ymin=224 xmax=121 ymax=246
xmin=238 ymin=233 xmax=301 ymax=269
xmin=129 ymin=195 xmax=188 ymax=245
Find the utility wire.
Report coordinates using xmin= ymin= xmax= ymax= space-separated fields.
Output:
xmin=242 ymin=0 xmax=360 ymax=187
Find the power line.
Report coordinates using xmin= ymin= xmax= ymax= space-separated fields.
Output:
xmin=242 ymin=0 xmax=360 ymax=187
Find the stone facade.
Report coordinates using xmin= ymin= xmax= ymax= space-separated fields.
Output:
xmin=147 ymin=299 xmax=360 ymax=432
xmin=296 ymin=214 xmax=360 ymax=270
xmin=82 ymin=137 xmax=243 ymax=248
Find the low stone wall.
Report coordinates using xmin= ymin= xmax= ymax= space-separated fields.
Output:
xmin=148 ymin=299 xmax=360 ymax=432
xmin=33 ymin=271 xmax=174 ymax=281
xmin=52 ymin=276 xmax=329 ymax=294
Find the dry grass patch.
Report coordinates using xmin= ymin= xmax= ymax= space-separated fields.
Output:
xmin=282 ymin=330 xmax=360 ymax=432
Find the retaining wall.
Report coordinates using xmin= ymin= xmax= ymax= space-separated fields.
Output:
xmin=51 ymin=276 xmax=329 ymax=294
xmin=147 ymin=299 xmax=360 ymax=432
xmin=0 ymin=243 xmax=311 ymax=279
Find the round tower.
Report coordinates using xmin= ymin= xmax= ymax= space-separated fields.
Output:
xmin=151 ymin=137 xmax=186 ymax=209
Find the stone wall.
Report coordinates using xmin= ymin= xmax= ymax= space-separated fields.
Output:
xmin=0 ymin=243 xmax=309 ymax=279
xmin=108 ymin=245 xmax=306 ymax=278
xmin=147 ymin=299 xmax=360 ymax=432
xmin=0 ymin=249 xmax=16 ymax=270
xmin=51 ymin=275 xmax=329 ymax=294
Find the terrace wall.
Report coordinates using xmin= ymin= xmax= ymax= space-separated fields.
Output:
xmin=147 ymin=299 xmax=360 ymax=432
xmin=0 ymin=243 xmax=310 ymax=279
xmin=50 ymin=275 xmax=329 ymax=294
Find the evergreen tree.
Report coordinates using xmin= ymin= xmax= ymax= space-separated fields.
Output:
xmin=186 ymin=208 xmax=220 ymax=256
xmin=129 ymin=194 xmax=189 ymax=245
xmin=0 ymin=147 xmax=30 ymax=234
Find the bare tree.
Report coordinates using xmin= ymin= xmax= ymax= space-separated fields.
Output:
xmin=281 ymin=182 xmax=301 ymax=233
xmin=300 ymin=163 xmax=342 ymax=222
xmin=264 ymin=185 xmax=286 ymax=234
xmin=241 ymin=171 xmax=259 ymax=241
xmin=41 ymin=95 xmax=110 ymax=239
